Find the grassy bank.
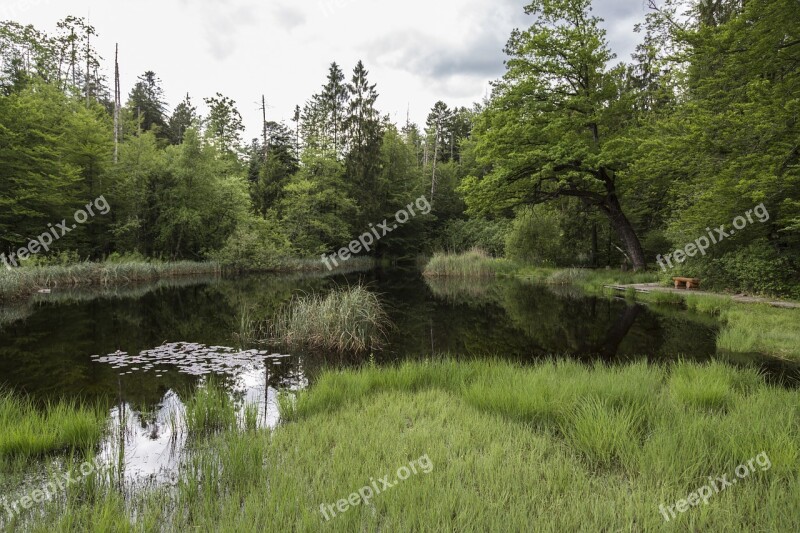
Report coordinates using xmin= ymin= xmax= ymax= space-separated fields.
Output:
xmin=0 ymin=261 xmax=223 ymax=301
xmin=426 ymin=253 xmax=800 ymax=361
xmin=0 ymin=257 xmax=376 ymax=301
xmin=9 ymin=359 xmax=799 ymax=531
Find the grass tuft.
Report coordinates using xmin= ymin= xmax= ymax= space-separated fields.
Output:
xmin=267 ymin=285 xmax=391 ymax=353
xmin=0 ymin=391 xmax=106 ymax=461
xmin=184 ymin=380 xmax=237 ymax=436
xmin=423 ymin=249 xmax=513 ymax=278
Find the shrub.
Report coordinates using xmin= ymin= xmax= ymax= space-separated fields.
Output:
xmin=688 ymin=240 xmax=799 ymax=298
xmin=210 ymin=216 xmax=292 ymax=271
xmin=438 ymin=218 xmax=511 ymax=257
xmin=505 ymin=205 xmax=565 ymax=266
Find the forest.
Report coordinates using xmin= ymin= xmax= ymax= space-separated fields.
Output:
xmin=0 ymin=0 xmax=798 ymax=297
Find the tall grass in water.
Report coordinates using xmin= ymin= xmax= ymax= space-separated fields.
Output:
xmin=0 ymin=391 xmax=106 ymax=460
xmin=184 ymin=380 xmax=237 ymax=436
xmin=0 ymin=260 xmax=223 ymax=301
xmin=268 ymin=285 xmax=391 ymax=353
xmin=423 ymin=249 xmax=511 ymax=278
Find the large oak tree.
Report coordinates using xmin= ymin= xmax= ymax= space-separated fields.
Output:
xmin=461 ymin=0 xmax=647 ymax=269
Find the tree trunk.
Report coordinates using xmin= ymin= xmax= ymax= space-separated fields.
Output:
xmin=600 ymin=193 xmax=647 ymax=271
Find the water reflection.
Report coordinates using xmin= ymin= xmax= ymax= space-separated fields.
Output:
xmin=1 ymin=269 xmax=799 ymax=488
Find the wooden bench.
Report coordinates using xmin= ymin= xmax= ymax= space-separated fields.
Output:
xmin=673 ymin=277 xmax=701 ymax=290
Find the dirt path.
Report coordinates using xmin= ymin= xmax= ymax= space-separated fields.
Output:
xmin=605 ymin=283 xmax=800 ymax=309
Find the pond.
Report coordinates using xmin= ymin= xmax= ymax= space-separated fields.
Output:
xmin=0 ymin=268 xmax=796 ymax=487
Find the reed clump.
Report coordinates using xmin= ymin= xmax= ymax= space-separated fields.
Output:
xmin=423 ymin=249 xmax=512 ymax=278
xmin=268 ymin=285 xmax=391 ymax=353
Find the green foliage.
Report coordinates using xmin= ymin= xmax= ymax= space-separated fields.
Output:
xmin=277 ymin=154 xmax=357 ymax=256
xmin=210 ymin=215 xmax=291 ymax=271
xmin=505 ymin=205 xmax=566 ymax=266
xmin=438 ymin=217 xmax=510 ymax=257
xmin=696 ymin=241 xmax=800 ymax=298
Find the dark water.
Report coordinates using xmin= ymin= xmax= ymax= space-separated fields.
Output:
xmin=0 ymin=268 xmax=795 ymax=485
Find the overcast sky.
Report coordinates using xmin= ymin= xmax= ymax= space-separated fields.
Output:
xmin=7 ymin=0 xmax=651 ymax=139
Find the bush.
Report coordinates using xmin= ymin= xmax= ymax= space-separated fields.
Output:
xmin=22 ymin=250 xmax=82 ymax=267
xmin=210 ymin=216 xmax=292 ymax=271
xmin=438 ymin=218 xmax=511 ymax=257
xmin=694 ymin=240 xmax=799 ymax=298
xmin=505 ymin=205 xmax=565 ymax=266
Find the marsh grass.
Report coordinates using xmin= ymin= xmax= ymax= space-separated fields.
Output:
xmin=268 ymin=285 xmax=391 ymax=353
xmin=0 ymin=391 xmax=106 ymax=461
xmin=16 ymin=358 xmax=800 ymax=532
xmin=0 ymin=261 xmax=223 ymax=301
xmin=184 ymin=380 xmax=237 ymax=436
xmin=243 ymin=403 xmax=259 ymax=432
xmin=0 ymin=256 xmax=375 ymax=302
xmin=561 ymin=397 xmax=644 ymax=468
xmin=423 ymin=249 xmax=513 ymax=278
xmin=717 ymin=305 xmax=800 ymax=359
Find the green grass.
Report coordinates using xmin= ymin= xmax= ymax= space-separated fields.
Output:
xmin=0 ymin=391 xmax=106 ymax=461
xmin=184 ymin=380 xmax=238 ymax=436
xmin=546 ymin=267 xmax=591 ymax=285
xmin=716 ymin=305 xmax=800 ymax=359
xmin=423 ymin=249 xmax=515 ymax=278
xmin=267 ymin=285 xmax=391 ymax=353
xmin=629 ymin=291 xmax=800 ymax=360
xmin=10 ymin=358 xmax=799 ymax=531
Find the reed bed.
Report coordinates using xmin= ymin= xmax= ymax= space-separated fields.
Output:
xmin=423 ymin=249 xmax=513 ymax=278
xmin=0 ymin=261 xmax=223 ymax=301
xmin=267 ymin=285 xmax=391 ymax=353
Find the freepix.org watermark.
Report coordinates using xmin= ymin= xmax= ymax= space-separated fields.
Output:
xmin=1 ymin=457 xmax=105 ymax=522
xmin=656 ymin=203 xmax=769 ymax=272
xmin=321 ymin=195 xmax=431 ymax=271
xmin=658 ymin=451 xmax=771 ymax=522
xmin=319 ymin=454 xmax=433 ymax=522
xmin=0 ymin=0 xmax=51 ymax=20
xmin=1 ymin=196 xmax=111 ymax=270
